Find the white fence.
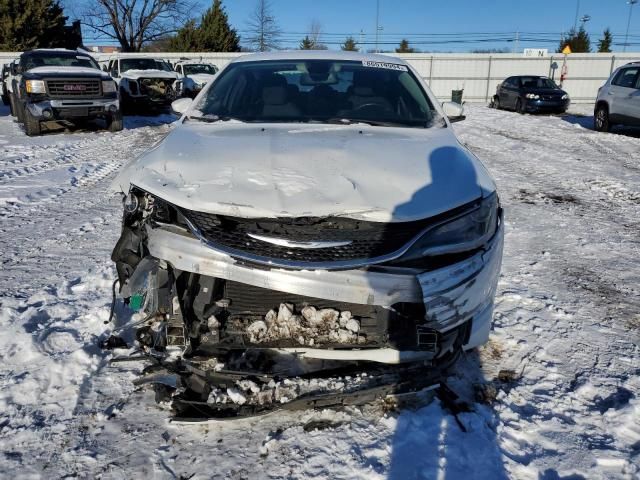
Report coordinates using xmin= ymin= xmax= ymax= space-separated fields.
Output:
xmin=2 ymin=51 xmax=639 ymax=104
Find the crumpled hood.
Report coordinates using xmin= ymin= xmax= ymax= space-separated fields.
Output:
xmin=186 ymin=73 xmax=215 ymax=85
xmin=111 ymin=122 xmax=496 ymax=222
xmin=121 ymin=69 xmax=179 ymax=81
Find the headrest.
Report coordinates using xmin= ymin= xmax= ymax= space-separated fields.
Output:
xmin=262 ymin=74 xmax=289 ymax=105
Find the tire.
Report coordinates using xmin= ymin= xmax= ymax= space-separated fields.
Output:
xmin=516 ymin=98 xmax=525 ymax=114
xmin=24 ymin=107 xmax=41 ymax=136
xmin=107 ymin=111 xmax=123 ymax=132
xmin=15 ymin=98 xmax=25 ymax=123
xmin=594 ymin=105 xmax=611 ymax=132
xmin=493 ymin=96 xmax=501 ymax=110
xmin=8 ymin=93 xmax=15 ymax=116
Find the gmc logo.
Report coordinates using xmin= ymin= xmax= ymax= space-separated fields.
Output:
xmin=63 ymin=84 xmax=87 ymax=91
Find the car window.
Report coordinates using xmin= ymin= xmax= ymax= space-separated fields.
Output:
xmin=183 ymin=64 xmax=217 ymax=75
xmin=519 ymin=77 xmax=558 ymax=89
xmin=612 ymin=68 xmax=639 ymax=88
xmin=193 ymin=59 xmax=436 ymax=128
xmin=21 ymin=53 xmax=99 ymax=70
xmin=120 ymin=59 xmax=173 ymax=73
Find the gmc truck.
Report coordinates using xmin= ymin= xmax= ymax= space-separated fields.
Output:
xmin=10 ymin=49 xmax=121 ymax=136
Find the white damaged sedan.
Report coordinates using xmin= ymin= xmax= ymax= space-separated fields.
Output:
xmin=110 ymin=51 xmax=503 ymax=412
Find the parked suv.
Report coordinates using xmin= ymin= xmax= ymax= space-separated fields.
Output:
xmin=494 ymin=75 xmax=570 ymax=114
xmin=110 ymin=52 xmax=504 ymax=415
xmin=10 ymin=49 xmax=121 ymax=136
xmin=106 ymin=56 xmax=179 ymax=113
xmin=595 ymin=62 xmax=640 ymax=132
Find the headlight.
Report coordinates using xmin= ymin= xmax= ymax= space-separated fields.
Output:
xmin=562 ymin=94 xmax=569 ymax=100
xmin=102 ymin=80 xmax=117 ymax=93
xmin=397 ymin=194 xmax=499 ymax=261
xmin=25 ymin=80 xmax=46 ymax=94
xmin=123 ymin=192 xmax=139 ymax=214
xmin=525 ymin=93 xmax=540 ymax=99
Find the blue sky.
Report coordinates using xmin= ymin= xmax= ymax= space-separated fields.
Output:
xmin=212 ymin=0 xmax=640 ymax=52
xmin=78 ymin=0 xmax=640 ymax=52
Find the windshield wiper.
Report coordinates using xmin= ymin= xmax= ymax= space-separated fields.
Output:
xmin=186 ymin=115 xmax=244 ymax=123
xmin=323 ymin=117 xmax=425 ymax=128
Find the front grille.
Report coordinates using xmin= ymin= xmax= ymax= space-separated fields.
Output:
xmin=181 ymin=208 xmax=437 ymax=264
xmin=46 ymin=79 xmax=101 ymax=99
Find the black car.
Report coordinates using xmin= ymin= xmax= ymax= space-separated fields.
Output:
xmin=1 ymin=63 xmax=10 ymax=106
xmin=11 ymin=49 xmax=122 ymax=136
xmin=493 ymin=76 xmax=570 ymax=114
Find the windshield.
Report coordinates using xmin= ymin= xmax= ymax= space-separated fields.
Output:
xmin=520 ymin=77 xmax=558 ymax=89
xmin=192 ymin=60 xmax=436 ymax=128
xmin=120 ymin=59 xmax=172 ymax=73
xmin=23 ymin=53 xmax=99 ymax=70
xmin=184 ymin=64 xmax=217 ymax=75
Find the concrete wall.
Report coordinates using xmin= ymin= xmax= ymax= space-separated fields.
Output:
xmin=2 ymin=51 xmax=639 ymax=104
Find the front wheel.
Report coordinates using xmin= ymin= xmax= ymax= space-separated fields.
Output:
xmin=516 ymin=98 xmax=526 ymax=114
xmin=594 ymin=105 xmax=611 ymax=132
xmin=24 ymin=107 xmax=41 ymax=136
xmin=107 ymin=112 xmax=123 ymax=132
xmin=493 ymin=96 xmax=501 ymax=110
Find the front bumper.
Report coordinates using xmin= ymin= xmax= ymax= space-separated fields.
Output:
xmin=144 ymin=214 xmax=504 ymax=362
xmin=525 ymin=98 xmax=570 ymax=112
xmin=27 ymin=97 xmax=120 ymax=120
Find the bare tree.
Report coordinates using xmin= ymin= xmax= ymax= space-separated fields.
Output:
xmin=307 ymin=19 xmax=327 ymax=50
xmin=245 ymin=0 xmax=281 ymax=52
xmin=80 ymin=0 xmax=194 ymax=52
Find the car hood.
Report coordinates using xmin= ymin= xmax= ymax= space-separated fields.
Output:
xmin=111 ymin=122 xmax=496 ymax=222
xmin=186 ymin=73 xmax=215 ymax=84
xmin=121 ymin=69 xmax=179 ymax=81
xmin=27 ymin=66 xmax=109 ymax=79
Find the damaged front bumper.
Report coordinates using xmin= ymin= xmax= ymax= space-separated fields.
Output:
xmin=137 ymin=212 xmax=504 ymax=364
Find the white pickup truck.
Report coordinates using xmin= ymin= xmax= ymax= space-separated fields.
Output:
xmin=173 ymin=61 xmax=218 ymax=98
xmin=105 ymin=56 xmax=179 ymax=114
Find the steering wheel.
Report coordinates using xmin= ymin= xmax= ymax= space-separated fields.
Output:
xmin=352 ymin=102 xmax=382 ymax=112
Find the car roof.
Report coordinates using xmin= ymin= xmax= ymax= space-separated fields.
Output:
xmin=230 ymin=50 xmax=409 ymax=65
xmin=22 ymin=49 xmax=82 ymax=56
xmin=175 ymin=61 xmax=215 ymax=66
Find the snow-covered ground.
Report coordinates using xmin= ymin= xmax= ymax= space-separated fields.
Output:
xmin=0 ymin=103 xmax=638 ymax=479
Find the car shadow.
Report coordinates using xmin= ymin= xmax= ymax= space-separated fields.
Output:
xmin=562 ymin=113 xmax=640 ymax=138
xmin=379 ymin=146 xmax=508 ymax=478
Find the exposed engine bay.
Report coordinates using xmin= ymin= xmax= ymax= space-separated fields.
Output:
xmin=138 ymin=77 xmax=176 ymax=100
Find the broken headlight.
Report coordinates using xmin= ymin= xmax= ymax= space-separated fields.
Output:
xmin=398 ymin=193 xmax=499 ymax=261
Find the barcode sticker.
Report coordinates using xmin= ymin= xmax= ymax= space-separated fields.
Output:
xmin=361 ymin=61 xmax=408 ymax=72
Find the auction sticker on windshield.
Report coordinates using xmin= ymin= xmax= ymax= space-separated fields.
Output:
xmin=362 ymin=60 xmax=408 ymax=72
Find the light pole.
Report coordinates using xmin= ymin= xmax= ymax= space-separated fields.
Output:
xmin=580 ymin=14 xmax=591 ymax=28
xmin=624 ymin=0 xmax=638 ymax=52
xmin=375 ymin=0 xmax=380 ymax=53
xmin=574 ymin=0 xmax=581 ymax=30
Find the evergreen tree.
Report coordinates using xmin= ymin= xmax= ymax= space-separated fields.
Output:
xmin=197 ymin=0 xmax=241 ymax=52
xmin=396 ymin=39 xmax=415 ymax=53
xmin=168 ymin=20 xmax=200 ymax=51
xmin=558 ymin=26 xmax=591 ymax=53
xmin=341 ymin=37 xmax=358 ymax=51
xmin=0 ymin=0 xmax=67 ymax=51
xmin=168 ymin=0 xmax=240 ymax=52
xmin=299 ymin=36 xmax=314 ymax=49
xmin=597 ymin=28 xmax=613 ymax=53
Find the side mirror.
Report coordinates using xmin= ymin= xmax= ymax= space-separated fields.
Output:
xmin=102 ymin=65 xmax=108 ymax=72
xmin=110 ymin=69 xmax=118 ymax=78
xmin=171 ymin=97 xmax=193 ymax=116
xmin=442 ymin=101 xmax=466 ymax=123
